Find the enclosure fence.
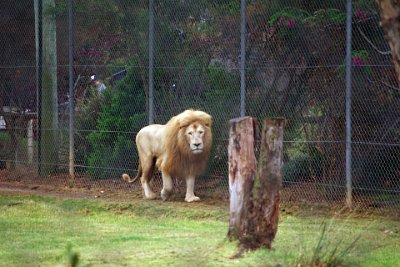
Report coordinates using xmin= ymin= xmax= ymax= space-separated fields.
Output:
xmin=0 ymin=0 xmax=399 ymax=209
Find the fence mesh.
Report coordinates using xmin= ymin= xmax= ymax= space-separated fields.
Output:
xmin=0 ymin=0 xmax=399 ymax=209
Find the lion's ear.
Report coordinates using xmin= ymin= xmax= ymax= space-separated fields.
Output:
xmin=205 ymin=118 xmax=212 ymax=128
xmin=179 ymin=123 xmax=188 ymax=129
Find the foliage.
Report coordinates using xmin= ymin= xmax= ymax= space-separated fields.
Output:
xmin=86 ymin=63 xmax=147 ymax=178
xmin=351 ymin=50 xmax=373 ymax=75
xmin=355 ymin=146 xmax=400 ymax=192
xmin=269 ymin=7 xmax=345 ymax=27
xmin=283 ymin=150 xmax=322 ymax=186
xmin=265 ymin=5 xmax=347 ymax=55
xmin=74 ymin=89 xmax=104 ymax=172
xmin=282 ymin=120 xmax=324 ymax=186
xmin=0 ymin=132 xmax=10 ymax=142
xmin=309 ymin=8 xmax=346 ymax=24
xmin=0 ymin=132 xmax=11 ymax=168
xmin=297 ymin=220 xmax=361 ymax=267
xmin=205 ymin=62 xmax=239 ymax=118
xmin=210 ymin=0 xmax=241 ymax=16
xmin=353 ymin=0 xmax=378 ymax=16
xmin=268 ymin=7 xmax=311 ymax=26
xmin=204 ymin=63 xmax=239 ymax=175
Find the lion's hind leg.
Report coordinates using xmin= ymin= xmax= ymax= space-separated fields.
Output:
xmin=140 ymin=157 xmax=157 ymax=200
xmin=161 ymin=172 xmax=173 ymax=201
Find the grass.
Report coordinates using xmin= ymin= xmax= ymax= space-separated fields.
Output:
xmin=0 ymin=193 xmax=399 ymax=267
xmin=299 ymin=219 xmax=362 ymax=266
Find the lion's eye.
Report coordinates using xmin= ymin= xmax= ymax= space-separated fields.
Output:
xmin=199 ymin=131 xmax=204 ymax=135
xmin=188 ymin=132 xmax=193 ymax=135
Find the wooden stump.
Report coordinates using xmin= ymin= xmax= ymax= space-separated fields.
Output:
xmin=227 ymin=116 xmax=258 ymax=241
xmin=228 ymin=117 xmax=286 ymax=250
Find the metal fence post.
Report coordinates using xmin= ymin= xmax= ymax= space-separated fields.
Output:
xmin=148 ymin=0 xmax=155 ymax=124
xmin=68 ymin=0 xmax=75 ymax=179
xmin=34 ymin=0 xmax=43 ymax=176
xmin=345 ymin=0 xmax=353 ymax=209
xmin=239 ymin=0 xmax=246 ymax=117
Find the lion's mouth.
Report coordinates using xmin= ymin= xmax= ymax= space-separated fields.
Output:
xmin=192 ymin=148 xmax=203 ymax=154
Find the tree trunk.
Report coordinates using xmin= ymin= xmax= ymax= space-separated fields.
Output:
xmin=35 ymin=0 xmax=59 ymax=175
xmin=227 ymin=116 xmax=258 ymax=241
xmin=250 ymin=118 xmax=286 ymax=249
xmin=376 ymin=0 xmax=400 ymax=85
xmin=228 ymin=117 xmax=286 ymax=250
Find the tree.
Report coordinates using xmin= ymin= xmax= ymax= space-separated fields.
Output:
xmin=35 ymin=0 xmax=59 ymax=175
xmin=228 ymin=117 xmax=286 ymax=251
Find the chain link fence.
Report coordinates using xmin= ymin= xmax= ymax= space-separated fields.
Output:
xmin=0 ymin=0 xmax=399 ymax=209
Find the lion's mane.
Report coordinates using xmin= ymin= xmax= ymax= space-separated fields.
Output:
xmin=159 ymin=109 xmax=212 ymax=179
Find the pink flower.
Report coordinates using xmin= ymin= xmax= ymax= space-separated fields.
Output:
xmin=287 ymin=18 xmax=295 ymax=28
xmin=355 ymin=10 xmax=367 ymax=23
xmin=352 ymin=55 xmax=364 ymax=66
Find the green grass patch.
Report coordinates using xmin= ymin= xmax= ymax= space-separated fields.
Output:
xmin=0 ymin=193 xmax=399 ymax=267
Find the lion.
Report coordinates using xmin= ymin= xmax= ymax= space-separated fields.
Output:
xmin=122 ymin=109 xmax=212 ymax=202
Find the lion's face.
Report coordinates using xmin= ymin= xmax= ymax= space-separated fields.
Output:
xmin=185 ymin=123 xmax=206 ymax=154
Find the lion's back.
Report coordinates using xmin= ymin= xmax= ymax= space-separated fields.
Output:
xmin=136 ymin=124 xmax=166 ymax=157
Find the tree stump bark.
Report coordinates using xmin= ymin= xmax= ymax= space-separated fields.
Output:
xmin=228 ymin=117 xmax=286 ymax=250
xmin=227 ymin=116 xmax=258 ymax=241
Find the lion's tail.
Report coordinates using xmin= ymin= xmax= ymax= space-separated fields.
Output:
xmin=122 ymin=162 xmax=142 ymax=183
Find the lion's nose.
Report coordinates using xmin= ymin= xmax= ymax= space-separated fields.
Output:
xmin=193 ymin=143 xmax=201 ymax=148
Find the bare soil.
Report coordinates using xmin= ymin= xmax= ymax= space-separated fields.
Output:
xmin=1 ymin=168 xmax=399 ymax=218
xmin=0 ymin=168 xmax=229 ymax=208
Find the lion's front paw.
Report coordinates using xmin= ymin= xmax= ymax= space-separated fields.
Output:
xmin=143 ymin=185 xmax=157 ymax=200
xmin=185 ymin=195 xmax=200 ymax=202
xmin=144 ymin=192 xmax=157 ymax=200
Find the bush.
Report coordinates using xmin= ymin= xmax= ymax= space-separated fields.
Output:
xmin=74 ymin=90 xmax=104 ymax=173
xmin=283 ymin=148 xmax=322 ymax=186
xmin=283 ymin=154 xmax=310 ymax=185
xmin=0 ymin=132 xmax=11 ymax=169
xmin=87 ymin=63 xmax=147 ymax=178
xmin=203 ymin=63 xmax=239 ymax=179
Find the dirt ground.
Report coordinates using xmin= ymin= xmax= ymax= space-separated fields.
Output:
xmin=1 ymin=168 xmax=399 ymax=218
xmin=0 ymin=168 xmax=230 ymax=208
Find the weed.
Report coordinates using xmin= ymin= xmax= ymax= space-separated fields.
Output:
xmin=297 ymin=216 xmax=361 ymax=267
xmin=65 ymin=244 xmax=80 ymax=267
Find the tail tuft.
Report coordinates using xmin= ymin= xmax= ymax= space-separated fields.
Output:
xmin=122 ymin=173 xmax=138 ymax=183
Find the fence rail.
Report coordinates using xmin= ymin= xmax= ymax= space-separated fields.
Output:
xmin=0 ymin=0 xmax=399 ymax=210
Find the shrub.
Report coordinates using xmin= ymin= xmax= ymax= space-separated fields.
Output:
xmin=203 ymin=63 xmax=239 ymax=179
xmin=283 ymin=148 xmax=322 ymax=186
xmin=87 ymin=63 xmax=147 ymax=178
xmin=74 ymin=90 xmax=104 ymax=173
xmin=283 ymin=154 xmax=311 ymax=185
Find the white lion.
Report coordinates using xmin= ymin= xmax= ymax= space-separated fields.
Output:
xmin=122 ymin=109 xmax=212 ymax=202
